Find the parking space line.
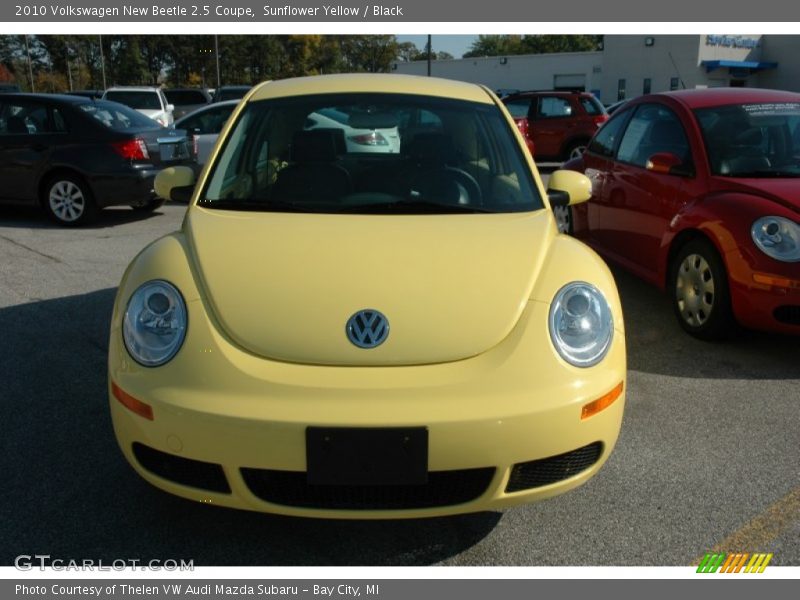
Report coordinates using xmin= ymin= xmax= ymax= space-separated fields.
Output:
xmin=0 ymin=233 xmax=62 ymax=263
xmin=694 ymin=486 xmax=800 ymax=563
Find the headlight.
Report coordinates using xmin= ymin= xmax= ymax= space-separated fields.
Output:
xmin=549 ymin=282 xmax=613 ymax=367
xmin=751 ymin=216 xmax=800 ymax=262
xmin=123 ymin=280 xmax=187 ymax=367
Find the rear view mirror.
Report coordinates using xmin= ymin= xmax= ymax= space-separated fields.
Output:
xmin=547 ymin=170 xmax=592 ymax=207
xmin=646 ymin=152 xmax=694 ymax=177
xmin=155 ymin=166 xmax=196 ymax=202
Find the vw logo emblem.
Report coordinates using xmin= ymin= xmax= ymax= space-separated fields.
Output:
xmin=346 ymin=309 xmax=389 ymax=349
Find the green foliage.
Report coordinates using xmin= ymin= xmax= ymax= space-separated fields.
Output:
xmin=0 ymin=34 xmax=412 ymax=91
xmin=464 ymin=34 xmax=603 ymax=57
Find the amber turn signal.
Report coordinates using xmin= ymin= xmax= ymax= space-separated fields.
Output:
xmin=112 ymin=381 xmax=154 ymax=420
xmin=581 ymin=381 xmax=624 ymax=420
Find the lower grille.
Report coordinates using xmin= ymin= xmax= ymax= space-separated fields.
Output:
xmin=241 ymin=467 xmax=495 ymax=510
xmin=506 ymin=442 xmax=603 ymax=493
xmin=774 ymin=305 xmax=800 ymax=326
xmin=132 ymin=443 xmax=231 ymax=493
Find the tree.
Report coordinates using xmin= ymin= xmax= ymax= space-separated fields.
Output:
xmin=521 ymin=35 xmax=603 ymax=54
xmin=463 ymin=35 xmax=524 ymax=58
xmin=463 ymin=34 xmax=603 ymax=58
xmin=340 ymin=35 xmax=398 ymax=73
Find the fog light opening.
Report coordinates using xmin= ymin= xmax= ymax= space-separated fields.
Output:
xmin=112 ymin=382 xmax=154 ymax=420
xmin=581 ymin=381 xmax=623 ymax=420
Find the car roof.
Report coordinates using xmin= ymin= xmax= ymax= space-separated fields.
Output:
xmin=505 ymin=90 xmax=592 ymax=98
xmin=0 ymin=92 xmax=92 ymax=105
xmin=105 ymin=86 xmax=161 ymax=92
xmin=653 ymin=87 xmax=800 ymax=109
xmin=248 ymin=74 xmax=494 ymax=104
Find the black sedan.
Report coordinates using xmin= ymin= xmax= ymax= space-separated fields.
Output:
xmin=0 ymin=93 xmax=191 ymax=225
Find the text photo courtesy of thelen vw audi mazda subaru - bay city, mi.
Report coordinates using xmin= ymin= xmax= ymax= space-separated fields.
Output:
xmin=1 ymin=32 xmax=798 ymax=572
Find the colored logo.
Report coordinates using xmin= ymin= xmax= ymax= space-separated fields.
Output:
xmin=696 ymin=552 xmax=773 ymax=573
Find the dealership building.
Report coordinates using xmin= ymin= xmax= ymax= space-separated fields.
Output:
xmin=393 ymin=35 xmax=800 ymax=103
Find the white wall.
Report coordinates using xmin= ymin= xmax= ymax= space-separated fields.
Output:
xmin=760 ymin=35 xmax=800 ymax=92
xmin=393 ymin=52 xmax=602 ymax=95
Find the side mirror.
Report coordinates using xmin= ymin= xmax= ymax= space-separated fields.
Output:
xmin=166 ymin=103 xmax=175 ymax=113
xmin=546 ymin=169 xmax=592 ymax=207
xmin=155 ymin=166 xmax=196 ymax=202
xmin=646 ymin=152 xmax=694 ymax=177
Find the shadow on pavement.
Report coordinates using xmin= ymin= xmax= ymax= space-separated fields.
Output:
xmin=0 ymin=205 xmax=171 ymax=230
xmin=1 ymin=289 xmax=499 ymax=566
xmin=614 ymin=265 xmax=800 ymax=380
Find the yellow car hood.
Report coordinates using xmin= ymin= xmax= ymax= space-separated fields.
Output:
xmin=185 ymin=207 xmax=554 ymax=366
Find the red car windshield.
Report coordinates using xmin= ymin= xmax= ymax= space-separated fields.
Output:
xmin=695 ymin=102 xmax=800 ymax=178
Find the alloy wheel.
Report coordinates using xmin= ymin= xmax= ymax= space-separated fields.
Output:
xmin=675 ymin=253 xmax=715 ymax=327
xmin=48 ymin=180 xmax=86 ymax=223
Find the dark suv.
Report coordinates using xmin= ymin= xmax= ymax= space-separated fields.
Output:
xmin=502 ymin=90 xmax=608 ymax=161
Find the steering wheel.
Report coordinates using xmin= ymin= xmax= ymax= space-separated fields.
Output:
xmin=409 ymin=167 xmax=483 ymax=207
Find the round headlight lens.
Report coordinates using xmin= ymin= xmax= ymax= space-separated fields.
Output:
xmin=751 ymin=216 xmax=800 ymax=262
xmin=549 ymin=282 xmax=613 ymax=367
xmin=123 ymin=280 xmax=187 ymax=367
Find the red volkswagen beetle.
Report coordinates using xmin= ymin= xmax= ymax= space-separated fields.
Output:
xmin=564 ymin=88 xmax=800 ymax=339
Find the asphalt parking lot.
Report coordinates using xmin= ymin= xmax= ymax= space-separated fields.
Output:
xmin=2 ymin=200 xmax=798 ymax=567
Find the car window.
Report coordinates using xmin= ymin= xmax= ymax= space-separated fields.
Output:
xmin=203 ymin=93 xmax=543 ymax=214
xmin=104 ymin=91 xmax=162 ymax=110
xmin=504 ymin=99 xmax=531 ymax=119
xmin=580 ymin=96 xmax=605 ymax=116
xmin=0 ymin=100 xmax=52 ymax=134
xmin=180 ymin=105 xmax=235 ymax=134
xmin=695 ymin=102 xmax=800 ymax=177
xmin=52 ymin=108 xmax=68 ymax=132
xmin=165 ymin=90 xmax=208 ymax=105
xmin=537 ymin=97 xmax=572 ymax=119
xmin=616 ymin=103 xmax=690 ymax=168
xmin=587 ymin=110 xmax=629 ymax=157
xmin=79 ymin=101 xmax=162 ymax=131
xmin=218 ymin=88 xmax=249 ymax=102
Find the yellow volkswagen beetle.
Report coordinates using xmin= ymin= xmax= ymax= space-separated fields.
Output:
xmin=109 ymin=74 xmax=626 ymax=518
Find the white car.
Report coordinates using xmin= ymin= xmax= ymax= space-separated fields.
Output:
xmin=174 ymin=100 xmax=239 ymax=166
xmin=102 ymin=87 xmax=174 ymax=127
xmin=306 ymin=107 xmax=401 ymax=154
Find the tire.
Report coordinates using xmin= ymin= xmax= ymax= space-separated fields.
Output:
xmin=42 ymin=174 xmax=97 ymax=226
xmin=132 ymin=197 xmax=166 ymax=213
xmin=669 ymin=238 xmax=734 ymax=340
xmin=564 ymin=140 xmax=588 ymax=162
xmin=553 ymin=204 xmax=573 ymax=234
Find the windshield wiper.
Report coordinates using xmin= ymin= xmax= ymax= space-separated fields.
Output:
xmin=197 ymin=199 xmax=315 ymax=212
xmin=336 ymin=200 xmax=498 ymax=214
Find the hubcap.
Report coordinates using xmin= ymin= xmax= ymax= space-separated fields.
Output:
xmin=569 ymin=145 xmax=587 ymax=160
xmin=48 ymin=181 xmax=85 ymax=222
xmin=554 ymin=205 xmax=571 ymax=233
xmin=676 ymin=253 xmax=715 ymax=327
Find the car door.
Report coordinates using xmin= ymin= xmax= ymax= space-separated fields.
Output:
xmin=602 ymin=102 xmax=695 ymax=281
xmin=574 ymin=108 xmax=632 ymax=250
xmin=0 ymin=99 xmax=62 ymax=203
xmin=530 ymin=95 xmax=574 ymax=158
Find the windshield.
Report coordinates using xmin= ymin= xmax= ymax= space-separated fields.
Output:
xmin=165 ymin=90 xmax=208 ymax=105
xmin=695 ymin=102 xmax=800 ymax=177
xmin=104 ymin=91 xmax=162 ymax=110
xmin=79 ymin=101 xmax=162 ymax=130
xmin=201 ymin=93 xmax=542 ymax=214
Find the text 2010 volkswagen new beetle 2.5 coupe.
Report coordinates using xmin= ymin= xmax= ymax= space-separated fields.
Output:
xmin=108 ymin=74 xmax=626 ymax=518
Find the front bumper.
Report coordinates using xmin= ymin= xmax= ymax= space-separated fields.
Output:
xmin=725 ymin=247 xmax=800 ymax=334
xmin=109 ymin=294 xmax=626 ymax=519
